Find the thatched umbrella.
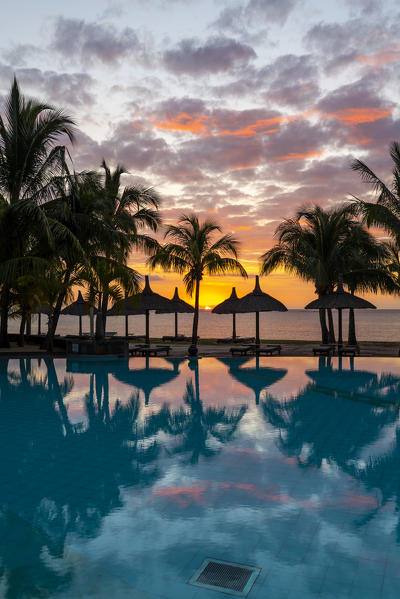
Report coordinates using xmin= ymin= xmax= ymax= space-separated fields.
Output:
xmin=212 ymin=287 xmax=241 ymax=341
xmin=156 ymin=287 xmax=194 ymax=338
xmin=107 ymin=275 xmax=171 ymax=345
xmin=61 ymin=291 xmax=97 ymax=337
xmin=32 ymin=304 xmax=50 ymax=335
xmin=235 ymin=276 xmax=287 ymax=346
xmin=107 ymin=297 xmax=145 ymax=338
xmin=305 ymin=280 xmax=376 ymax=346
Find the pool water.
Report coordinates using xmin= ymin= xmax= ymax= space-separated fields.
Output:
xmin=1 ymin=356 xmax=400 ymax=598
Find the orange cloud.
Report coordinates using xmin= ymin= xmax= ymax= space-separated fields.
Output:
xmin=216 ymin=119 xmax=282 ymax=137
xmin=154 ymin=112 xmax=209 ymax=134
xmin=153 ymin=110 xmax=315 ymax=138
xmin=277 ymin=150 xmax=323 ymax=161
xmin=326 ymin=107 xmax=392 ymax=124
xmin=358 ymin=45 xmax=400 ymax=67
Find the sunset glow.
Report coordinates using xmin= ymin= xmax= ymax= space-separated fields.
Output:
xmin=2 ymin=1 xmax=399 ymax=308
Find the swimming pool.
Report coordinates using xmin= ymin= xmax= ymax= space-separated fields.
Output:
xmin=1 ymin=356 xmax=400 ymax=598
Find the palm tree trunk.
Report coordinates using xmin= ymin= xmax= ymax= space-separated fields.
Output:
xmin=327 ymin=308 xmax=336 ymax=343
xmin=348 ymin=308 xmax=357 ymax=345
xmin=101 ymin=292 xmax=108 ymax=333
xmin=45 ymin=270 xmax=71 ymax=351
xmin=0 ymin=285 xmax=10 ymax=348
xmin=95 ymin=293 xmax=105 ymax=342
xmin=319 ymin=308 xmax=329 ymax=344
xmin=189 ymin=278 xmax=200 ymax=356
xmin=18 ymin=309 xmax=26 ymax=347
xmin=26 ymin=314 xmax=31 ymax=337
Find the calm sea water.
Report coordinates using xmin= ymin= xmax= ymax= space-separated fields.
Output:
xmin=9 ymin=309 xmax=400 ymax=341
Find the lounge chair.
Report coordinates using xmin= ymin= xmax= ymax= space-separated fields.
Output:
xmin=218 ymin=336 xmax=241 ymax=343
xmin=255 ymin=344 xmax=281 ymax=356
xmin=230 ymin=345 xmax=253 ymax=356
xmin=217 ymin=336 xmax=255 ymax=344
xmin=129 ymin=344 xmax=171 ymax=357
xmin=312 ymin=344 xmax=336 ymax=356
xmin=338 ymin=345 xmax=360 ymax=357
xmin=163 ymin=334 xmax=185 ymax=342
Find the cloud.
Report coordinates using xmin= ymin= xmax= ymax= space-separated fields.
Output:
xmin=304 ymin=17 xmax=400 ymax=74
xmin=213 ymin=54 xmax=320 ymax=109
xmin=0 ymin=63 xmax=95 ymax=107
xmin=214 ymin=0 xmax=296 ymax=34
xmin=51 ymin=17 xmax=150 ymax=66
xmin=2 ymin=44 xmax=43 ymax=67
xmin=162 ymin=37 xmax=256 ymax=75
xmin=152 ymin=98 xmax=315 ymax=140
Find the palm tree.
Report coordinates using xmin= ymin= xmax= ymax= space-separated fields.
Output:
xmin=149 ymin=214 xmax=247 ymax=355
xmin=96 ymin=160 xmax=161 ymax=331
xmin=0 ymin=78 xmax=76 ymax=347
xmin=42 ymin=170 xmax=104 ymax=349
xmin=351 ymin=141 xmax=400 ymax=241
xmin=260 ymin=204 xmax=393 ymax=343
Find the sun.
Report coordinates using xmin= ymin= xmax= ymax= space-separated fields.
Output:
xmin=204 ymin=306 xmax=212 ymax=311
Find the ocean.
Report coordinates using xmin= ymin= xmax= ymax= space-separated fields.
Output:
xmin=9 ymin=309 xmax=400 ymax=342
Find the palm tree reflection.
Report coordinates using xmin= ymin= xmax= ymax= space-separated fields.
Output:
xmin=147 ymin=358 xmax=247 ymax=464
xmin=262 ymin=357 xmax=400 ymax=468
xmin=0 ymin=356 xmax=247 ymax=596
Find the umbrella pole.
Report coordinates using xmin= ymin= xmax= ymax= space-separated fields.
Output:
xmin=79 ymin=315 xmax=82 ymax=337
xmin=232 ymin=313 xmax=236 ymax=341
xmin=90 ymin=307 xmax=94 ymax=337
xmin=337 ymin=308 xmax=343 ymax=347
xmin=38 ymin=313 xmax=41 ymax=336
xmin=125 ymin=314 xmax=129 ymax=338
xmin=145 ymin=309 xmax=150 ymax=346
xmin=255 ymin=311 xmax=260 ymax=347
xmin=175 ymin=312 xmax=178 ymax=338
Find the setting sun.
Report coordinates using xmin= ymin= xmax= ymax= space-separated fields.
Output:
xmin=204 ymin=306 xmax=212 ymax=311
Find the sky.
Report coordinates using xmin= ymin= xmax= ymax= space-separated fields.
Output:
xmin=1 ymin=0 xmax=400 ymax=308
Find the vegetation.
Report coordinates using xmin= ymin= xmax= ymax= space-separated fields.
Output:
xmin=260 ymin=204 xmax=397 ymax=343
xmin=149 ymin=214 xmax=247 ymax=355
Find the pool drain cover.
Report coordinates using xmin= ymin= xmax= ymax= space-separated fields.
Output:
xmin=188 ymin=558 xmax=261 ymax=596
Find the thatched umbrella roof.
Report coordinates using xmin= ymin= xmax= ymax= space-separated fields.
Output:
xmin=107 ymin=297 xmax=145 ymax=317
xmin=155 ymin=287 xmax=194 ymax=339
xmin=235 ymin=276 xmax=287 ymax=345
xmin=156 ymin=287 xmax=194 ymax=314
xmin=61 ymin=291 xmax=97 ymax=337
xmin=236 ymin=276 xmax=288 ymax=313
xmin=305 ymin=281 xmax=376 ymax=345
xmin=107 ymin=276 xmax=171 ymax=343
xmin=212 ymin=287 xmax=241 ymax=314
xmin=212 ymin=287 xmax=242 ymax=341
xmin=61 ymin=291 xmax=95 ymax=316
xmin=304 ymin=283 xmax=376 ymax=310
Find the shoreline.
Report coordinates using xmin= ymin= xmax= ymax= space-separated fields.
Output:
xmin=0 ymin=338 xmax=399 ymax=358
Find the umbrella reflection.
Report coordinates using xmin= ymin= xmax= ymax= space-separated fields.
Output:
xmin=219 ymin=356 xmax=287 ymax=404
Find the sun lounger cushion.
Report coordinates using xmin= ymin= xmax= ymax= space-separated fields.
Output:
xmin=230 ymin=345 xmax=253 ymax=356
xmin=312 ymin=344 xmax=335 ymax=356
xmin=256 ymin=345 xmax=281 ymax=355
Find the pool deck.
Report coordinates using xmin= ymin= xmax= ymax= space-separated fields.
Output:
xmin=0 ymin=340 xmax=399 ymax=357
